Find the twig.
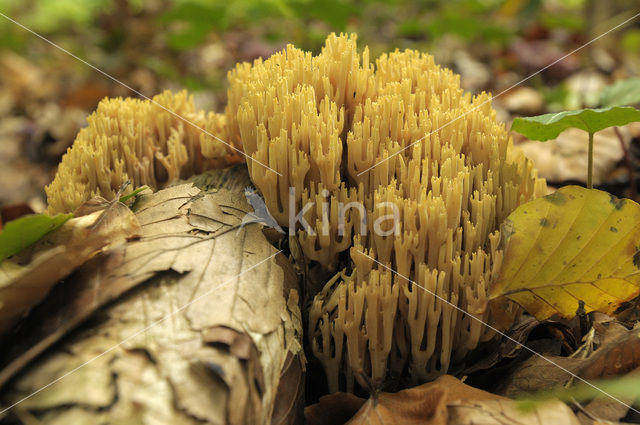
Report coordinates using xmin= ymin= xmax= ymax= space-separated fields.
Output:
xmin=570 ymin=397 xmax=604 ymax=423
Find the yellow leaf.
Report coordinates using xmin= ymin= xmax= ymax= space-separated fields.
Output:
xmin=489 ymin=186 xmax=640 ymax=321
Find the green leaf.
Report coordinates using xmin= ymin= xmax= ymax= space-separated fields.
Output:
xmin=511 ymin=106 xmax=640 ymax=141
xmin=600 ymin=77 xmax=640 ymax=108
xmin=119 ymin=186 xmax=149 ymax=204
xmin=0 ymin=213 xmax=73 ymax=263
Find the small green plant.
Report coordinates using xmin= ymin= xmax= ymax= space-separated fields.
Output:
xmin=119 ymin=185 xmax=149 ymax=204
xmin=511 ymin=106 xmax=640 ymax=188
xmin=503 ymin=85 xmax=640 ymax=412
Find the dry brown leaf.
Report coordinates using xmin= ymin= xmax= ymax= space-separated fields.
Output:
xmin=305 ymin=393 xmax=366 ymax=425
xmin=494 ymin=326 xmax=640 ymax=401
xmin=304 ymin=375 xmax=504 ymax=425
xmin=0 ymin=199 xmax=140 ymax=336
xmin=577 ymin=393 xmax=633 ymax=424
xmin=494 ymin=355 xmax=581 ymax=399
xmin=306 ymin=375 xmax=581 ymax=425
xmin=447 ymin=399 xmax=581 ymax=425
xmin=1 ymin=180 xmax=303 ymax=425
xmin=0 ymin=172 xmax=249 ymax=389
xmin=346 ymin=376 xmax=505 ymax=425
xmin=579 ymin=327 xmax=640 ymax=381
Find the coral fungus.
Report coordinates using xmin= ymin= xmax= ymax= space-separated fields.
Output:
xmin=226 ymin=33 xmax=546 ymax=391
xmin=44 ymin=33 xmax=545 ymax=393
xmin=46 ymin=90 xmax=241 ymax=213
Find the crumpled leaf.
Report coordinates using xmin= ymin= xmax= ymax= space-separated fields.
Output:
xmin=489 ymin=185 xmax=640 ymax=322
xmin=495 ymin=326 xmax=640 ymax=399
xmin=462 ymin=315 xmax=580 ymax=376
xmin=0 ymin=213 xmax=72 ymax=262
xmin=578 ymin=395 xmax=632 ymax=424
xmin=1 ymin=181 xmax=304 ymax=425
xmin=0 ymin=171 xmax=250 ymax=390
xmin=511 ymin=106 xmax=640 ymax=141
xmin=0 ymin=200 xmax=139 ymax=336
xmin=491 ymin=324 xmax=640 ymax=423
xmin=448 ymin=399 xmax=581 ymax=425
xmin=306 ymin=375 xmax=581 ymax=425
xmin=346 ymin=376 xmax=504 ymax=425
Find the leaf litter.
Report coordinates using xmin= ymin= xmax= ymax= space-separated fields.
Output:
xmin=0 ymin=181 xmax=304 ymax=425
xmin=0 ymin=198 xmax=140 ymax=337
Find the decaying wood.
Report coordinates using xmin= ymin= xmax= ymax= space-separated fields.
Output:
xmin=1 ymin=167 xmax=304 ymax=425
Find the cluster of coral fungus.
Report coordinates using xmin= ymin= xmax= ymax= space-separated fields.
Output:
xmin=224 ymin=33 xmax=546 ymax=392
xmin=46 ymin=33 xmax=545 ymax=393
xmin=45 ymin=91 xmax=241 ymax=214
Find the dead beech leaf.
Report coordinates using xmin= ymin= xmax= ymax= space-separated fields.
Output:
xmin=1 ymin=181 xmax=304 ymax=425
xmin=0 ymin=181 xmax=243 ymax=390
xmin=579 ymin=326 xmax=640 ymax=381
xmin=448 ymin=399 xmax=581 ymax=425
xmin=305 ymin=393 xmax=366 ymax=425
xmin=579 ymin=396 xmax=632 ymax=424
xmin=307 ymin=375 xmax=581 ymax=425
xmin=495 ymin=326 xmax=640 ymax=399
xmin=0 ymin=200 xmax=140 ymax=336
xmin=346 ymin=375 xmax=505 ymax=425
xmin=489 ymin=186 xmax=640 ymax=322
xmin=271 ymin=351 xmax=306 ymax=425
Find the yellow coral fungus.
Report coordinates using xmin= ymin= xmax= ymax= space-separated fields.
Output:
xmin=226 ymin=33 xmax=546 ymax=391
xmin=46 ymin=90 xmax=242 ymax=214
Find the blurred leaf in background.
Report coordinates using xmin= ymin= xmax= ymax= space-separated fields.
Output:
xmin=159 ymin=2 xmax=227 ymax=50
xmin=600 ymin=77 xmax=640 ymax=108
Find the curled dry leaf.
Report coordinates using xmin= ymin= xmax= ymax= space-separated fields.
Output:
xmin=1 ymin=180 xmax=304 ymax=425
xmin=495 ymin=326 xmax=640 ymax=399
xmin=447 ymin=399 xmax=581 ymax=425
xmin=578 ymin=392 xmax=633 ymax=424
xmin=0 ymin=199 xmax=140 ymax=336
xmin=0 ymin=170 xmax=249 ymax=390
xmin=462 ymin=315 xmax=580 ymax=376
xmin=306 ymin=375 xmax=582 ymax=425
xmin=345 ymin=376 xmax=505 ymax=425
xmin=305 ymin=392 xmax=366 ymax=425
